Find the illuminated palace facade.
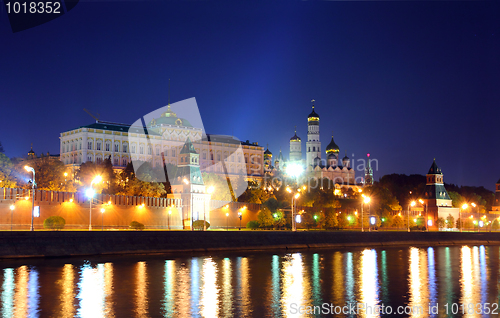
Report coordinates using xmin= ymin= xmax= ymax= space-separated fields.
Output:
xmin=59 ymin=106 xmax=264 ymax=181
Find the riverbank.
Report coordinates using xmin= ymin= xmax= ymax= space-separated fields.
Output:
xmin=1 ymin=230 xmax=500 ymax=258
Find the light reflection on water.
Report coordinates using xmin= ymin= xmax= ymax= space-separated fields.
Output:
xmin=0 ymin=246 xmax=499 ymax=317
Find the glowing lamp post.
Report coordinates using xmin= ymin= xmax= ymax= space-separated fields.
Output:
xmin=87 ymin=175 xmax=102 ymax=231
xmin=286 ymin=163 xmax=304 ymax=232
xmin=460 ymin=203 xmax=468 ymax=232
xmin=24 ymin=166 xmax=36 ymax=231
xmin=361 ymin=195 xmax=370 ymax=232
xmin=9 ymin=205 xmax=15 ymax=231
xmin=408 ymin=201 xmax=416 ymax=232
xmin=419 ymin=199 xmax=429 ymax=231
xmin=471 ymin=203 xmax=478 ymax=232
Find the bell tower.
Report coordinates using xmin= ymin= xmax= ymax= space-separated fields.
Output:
xmin=306 ymin=99 xmax=321 ymax=167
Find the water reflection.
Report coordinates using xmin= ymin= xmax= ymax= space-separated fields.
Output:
xmin=281 ymin=253 xmax=309 ymax=317
xmin=1 ymin=268 xmax=14 ymax=318
xmin=359 ymin=249 xmax=379 ymax=317
xmin=200 ymin=258 xmax=219 ymax=317
xmin=58 ymin=264 xmax=75 ymax=317
xmin=0 ymin=245 xmax=498 ymax=317
xmin=135 ymin=261 xmax=148 ymax=317
xmin=76 ymin=262 xmax=113 ymax=317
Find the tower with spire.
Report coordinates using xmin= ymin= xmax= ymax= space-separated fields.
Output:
xmin=491 ymin=178 xmax=500 ymax=213
xmin=306 ymin=100 xmax=321 ymax=167
xmin=364 ymin=153 xmax=373 ymax=185
xmin=423 ymin=158 xmax=458 ymax=229
xmin=289 ymin=126 xmax=302 ymax=164
xmin=171 ymin=137 xmax=208 ymax=229
xmin=264 ymin=145 xmax=273 ymax=172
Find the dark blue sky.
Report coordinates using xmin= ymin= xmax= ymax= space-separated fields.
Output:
xmin=1 ymin=1 xmax=499 ymax=190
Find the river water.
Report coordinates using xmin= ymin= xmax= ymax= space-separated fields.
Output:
xmin=0 ymin=245 xmax=498 ymax=317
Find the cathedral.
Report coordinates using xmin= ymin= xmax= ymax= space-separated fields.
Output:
xmin=266 ymin=100 xmax=367 ymax=187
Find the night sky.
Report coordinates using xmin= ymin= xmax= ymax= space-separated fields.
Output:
xmin=1 ymin=1 xmax=499 ymax=190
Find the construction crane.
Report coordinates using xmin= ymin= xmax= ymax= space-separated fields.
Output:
xmin=83 ymin=108 xmax=100 ymax=123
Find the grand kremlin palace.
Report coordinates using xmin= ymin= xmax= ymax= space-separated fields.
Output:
xmin=59 ymin=106 xmax=264 ymax=181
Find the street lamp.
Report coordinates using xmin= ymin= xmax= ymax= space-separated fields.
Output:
xmin=204 ymin=186 xmax=214 ymax=231
xmin=238 ymin=206 xmax=246 ymax=231
xmin=408 ymin=201 xmax=416 ymax=232
xmin=361 ymin=195 xmax=370 ymax=232
xmin=100 ymin=208 xmax=105 ymax=231
xmin=9 ymin=205 xmax=15 ymax=231
xmin=419 ymin=199 xmax=429 ymax=231
xmin=24 ymin=166 xmax=36 ymax=231
xmin=460 ymin=203 xmax=469 ymax=232
xmin=87 ymin=175 xmax=102 ymax=231
xmin=471 ymin=203 xmax=478 ymax=232
xmin=286 ymin=163 xmax=304 ymax=232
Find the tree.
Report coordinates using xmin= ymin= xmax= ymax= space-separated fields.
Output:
xmin=258 ymin=207 xmax=274 ymax=228
xmin=446 ymin=214 xmax=455 ymax=229
xmin=392 ymin=215 xmax=404 ymax=229
xmin=130 ymin=221 xmax=145 ymax=230
xmin=43 ymin=216 xmax=65 ymax=230
xmin=193 ymin=220 xmax=210 ymax=230
xmin=325 ymin=210 xmax=339 ymax=229
xmin=202 ymin=172 xmax=233 ymax=201
xmin=492 ymin=219 xmax=499 ymax=231
xmin=337 ymin=214 xmax=349 ymax=229
xmin=437 ymin=217 xmax=445 ymax=230
xmin=0 ymin=153 xmax=17 ymax=188
xmin=246 ymin=220 xmax=260 ymax=229
xmin=15 ymin=156 xmax=72 ymax=191
xmin=273 ymin=210 xmax=286 ymax=229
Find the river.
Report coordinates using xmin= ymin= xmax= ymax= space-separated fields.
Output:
xmin=0 ymin=245 xmax=498 ymax=317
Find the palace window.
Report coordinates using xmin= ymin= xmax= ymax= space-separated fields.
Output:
xmin=88 ymin=142 xmax=92 ymax=150
xmin=115 ymin=144 xmax=119 ymax=152
xmin=202 ymin=152 xmax=206 ymax=160
xmin=114 ymin=158 xmax=118 ymax=165
xmin=87 ymin=156 xmax=92 ymax=162
xmin=217 ymin=154 xmax=221 ymax=161
xmin=96 ymin=142 xmax=101 ymax=151
xmin=313 ymin=147 xmax=315 ymax=152
xmin=122 ymin=159 xmax=127 ymax=166
xmin=156 ymin=147 xmax=160 ymax=156
xmin=105 ymin=143 xmax=110 ymax=152
xmin=140 ymin=146 xmax=144 ymax=154
xmin=131 ymin=145 xmax=136 ymax=153
xmin=123 ymin=144 xmax=128 ymax=153
xmin=148 ymin=146 xmax=152 ymax=155
xmin=172 ymin=149 xmax=176 ymax=157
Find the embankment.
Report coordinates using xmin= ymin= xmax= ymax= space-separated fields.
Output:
xmin=1 ymin=230 xmax=500 ymax=258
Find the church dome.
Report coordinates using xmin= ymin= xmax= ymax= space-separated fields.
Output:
xmin=326 ymin=136 xmax=340 ymax=153
xmin=308 ymin=107 xmax=319 ymax=119
xmin=290 ymin=132 xmax=301 ymax=141
xmin=264 ymin=148 xmax=272 ymax=155
xmin=148 ymin=105 xmax=192 ymax=127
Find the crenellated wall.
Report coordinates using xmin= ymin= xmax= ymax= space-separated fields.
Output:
xmin=0 ymin=188 xmax=260 ymax=230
